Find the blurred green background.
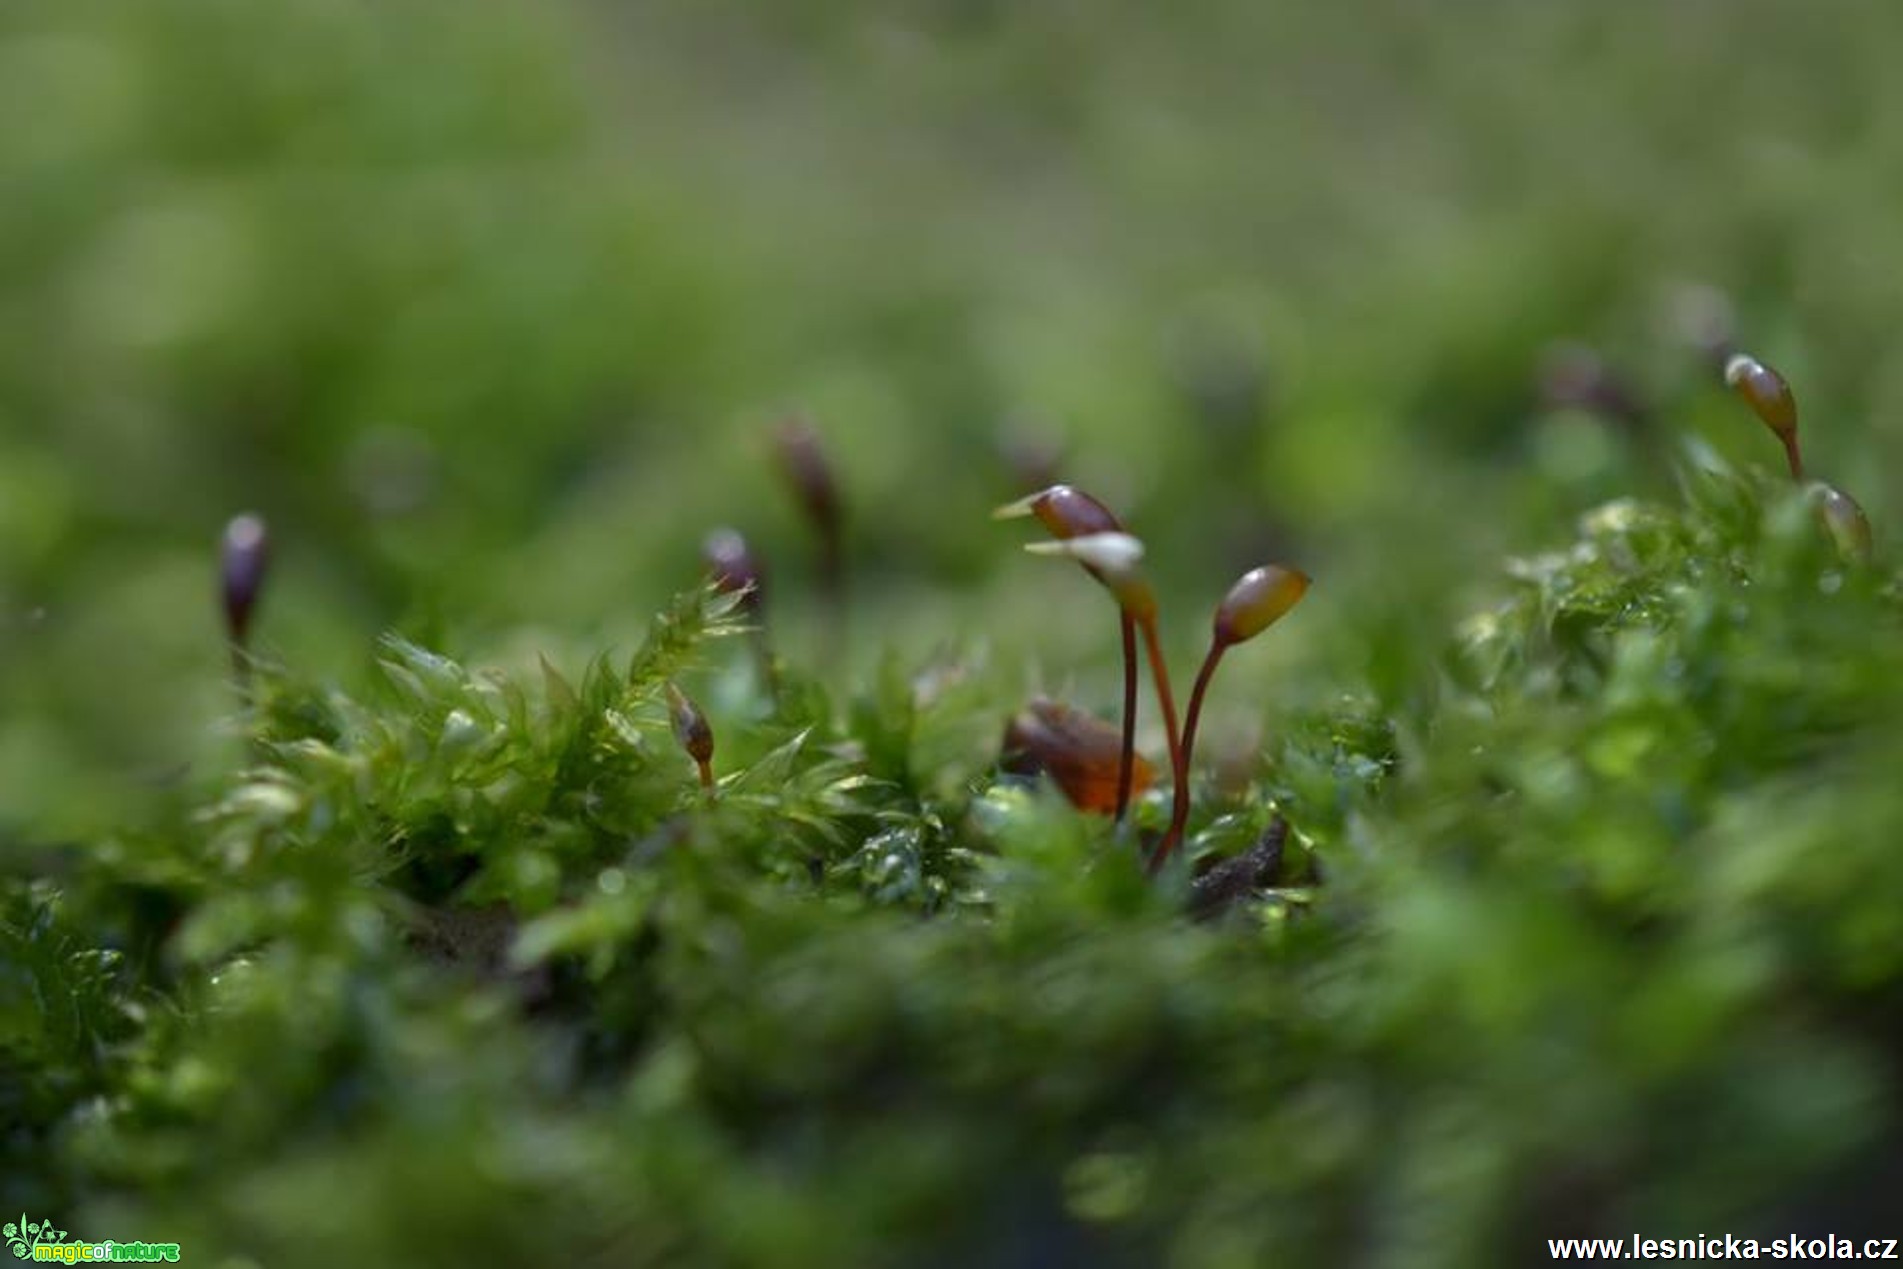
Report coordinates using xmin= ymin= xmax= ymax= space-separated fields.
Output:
xmin=4 ymin=0 xmax=1900 ymax=825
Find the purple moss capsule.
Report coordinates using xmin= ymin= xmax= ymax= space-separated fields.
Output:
xmin=220 ymin=512 xmax=270 ymax=648
xmin=773 ymin=417 xmax=841 ymax=538
xmin=703 ymin=527 xmax=765 ymax=616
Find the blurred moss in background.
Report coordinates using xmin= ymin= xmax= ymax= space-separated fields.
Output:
xmin=5 ymin=3 xmax=1903 ymax=1262
xmin=5 ymin=0 xmax=1902 ymax=831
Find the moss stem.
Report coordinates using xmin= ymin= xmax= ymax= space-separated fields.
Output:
xmin=1154 ymin=641 xmax=1225 ymax=870
xmin=1115 ymin=613 xmax=1138 ymax=823
xmin=1780 ymin=434 xmax=1805 ymax=483
xmin=1137 ymin=616 xmax=1185 ymax=868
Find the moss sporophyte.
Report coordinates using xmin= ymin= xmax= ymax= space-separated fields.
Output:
xmin=703 ymin=526 xmax=778 ymax=697
xmin=666 ymin=681 xmax=717 ymax=793
xmin=998 ymin=484 xmax=1311 ymax=873
xmin=1722 ymin=351 xmax=1873 ymax=560
xmin=773 ymin=416 xmax=847 ymax=655
xmin=219 ymin=511 xmax=269 ymax=695
xmin=994 ymin=485 xmax=1143 ymax=824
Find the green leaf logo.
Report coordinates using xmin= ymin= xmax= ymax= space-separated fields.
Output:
xmin=6 ymin=1214 xmax=67 ymax=1258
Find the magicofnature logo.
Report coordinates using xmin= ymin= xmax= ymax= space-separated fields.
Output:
xmin=5 ymin=1215 xmax=179 ymax=1263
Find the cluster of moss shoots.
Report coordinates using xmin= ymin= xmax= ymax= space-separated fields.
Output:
xmin=975 ymin=348 xmax=1873 ymax=876
xmin=993 ymin=487 xmax=1309 ymax=872
xmin=212 ymin=347 xmax=1873 ymax=886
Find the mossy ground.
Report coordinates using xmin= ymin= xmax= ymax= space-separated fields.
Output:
xmin=9 ymin=460 xmax=1902 ymax=1266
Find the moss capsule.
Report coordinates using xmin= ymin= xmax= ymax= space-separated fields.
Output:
xmin=992 ymin=484 xmax=1123 ymax=539
xmin=666 ymin=682 xmax=716 ymax=790
xmin=1810 ymin=482 xmax=1873 ymax=561
xmin=703 ymin=528 xmax=765 ymax=615
xmin=1001 ymin=698 xmax=1156 ymax=815
xmin=220 ymin=512 xmax=270 ymax=649
xmin=1724 ymin=353 xmax=1803 ymax=479
xmin=1212 ymin=565 xmax=1311 ymax=649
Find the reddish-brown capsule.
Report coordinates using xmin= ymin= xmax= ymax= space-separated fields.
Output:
xmin=1001 ymin=698 xmax=1156 ymax=815
xmin=1724 ymin=354 xmax=1797 ymax=435
xmin=703 ymin=527 xmax=765 ymax=614
xmin=993 ymin=483 xmax=1123 ymax=539
xmin=1724 ymin=353 xmax=1803 ymax=478
xmin=666 ymin=682 xmax=716 ymax=789
xmin=220 ymin=513 xmax=270 ymax=648
xmin=1212 ymin=565 xmax=1311 ymax=648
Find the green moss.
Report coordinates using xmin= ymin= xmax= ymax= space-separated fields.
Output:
xmin=9 ymin=2 xmax=1903 ymax=1261
xmin=7 ymin=457 xmax=1899 ymax=1266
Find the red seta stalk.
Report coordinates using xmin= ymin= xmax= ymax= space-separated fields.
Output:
xmin=1153 ymin=641 xmax=1226 ymax=871
xmin=1115 ymin=613 xmax=1138 ymax=823
xmin=1136 ymin=614 xmax=1185 ymax=868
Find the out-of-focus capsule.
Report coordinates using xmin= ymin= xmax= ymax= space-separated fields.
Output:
xmin=703 ymin=527 xmax=765 ymax=615
xmin=221 ymin=512 xmax=270 ymax=648
xmin=1810 ymin=482 xmax=1874 ymax=561
xmin=1537 ymin=342 xmax=1647 ymax=430
xmin=1001 ymin=698 xmax=1155 ymax=815
xmin=773 ymin=416 xmax=841 ymax=538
